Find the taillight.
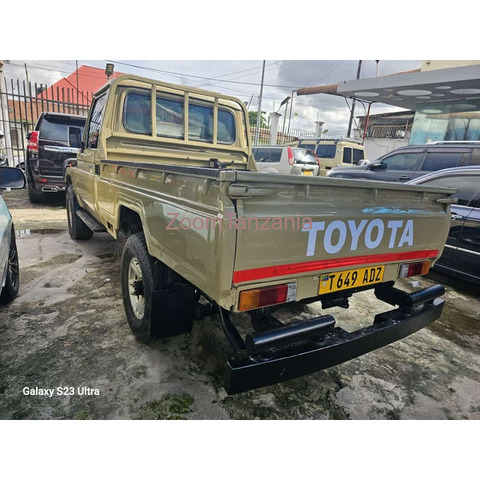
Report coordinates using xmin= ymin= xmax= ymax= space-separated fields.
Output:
xmin=287 ymin=147 xmax=294 ymax=166
xmin=238 ymin=283 xmax=297 ymax=311
xmin=399 ymin=261 xmax=431 ymax=278
xmin=28 ymin=131 xmax=39 ymax=152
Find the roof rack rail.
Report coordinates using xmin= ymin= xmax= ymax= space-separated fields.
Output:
xmin=427 ymin=141 xmax=480 ymax=145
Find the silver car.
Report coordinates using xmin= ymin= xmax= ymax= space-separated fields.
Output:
xmin=0 ymin=167 xmax=25 ymax=303
xmin=252 ymin=146 xmax=319 ymax=176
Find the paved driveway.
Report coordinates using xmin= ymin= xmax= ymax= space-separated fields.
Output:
xmin=1 ymin=189 xmax=479 ymax=419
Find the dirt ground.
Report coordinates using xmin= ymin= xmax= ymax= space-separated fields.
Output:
xmin=1 ymin=188 xmax=479 ymax=420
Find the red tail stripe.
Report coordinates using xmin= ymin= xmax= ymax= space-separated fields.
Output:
xmin=233 ymin=250 xmax=439 ymax=284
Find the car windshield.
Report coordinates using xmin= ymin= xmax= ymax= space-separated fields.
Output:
xmin=294 ymin=149 xmax=317 ymax=165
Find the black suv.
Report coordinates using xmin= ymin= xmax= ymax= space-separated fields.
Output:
xmin=26 ymin=112 xmax=86 ymax=203
xmin=327 ymin=142 xmax=480 ymax=182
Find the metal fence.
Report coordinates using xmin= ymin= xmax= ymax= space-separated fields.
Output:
xmin=363 ymin=123 xmax=412 ymax=140
xmin=248 ymin=124 xmax=345 ymax=146
xmin=0 ymin=78 xmax=92 ymax=167
xmin=0 ymin=77 xmax=341 ymax=166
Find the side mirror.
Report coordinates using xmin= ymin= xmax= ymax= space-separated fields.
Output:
xmin=369 ymin=162 xmax=386 ymax=171
xmin=0 ymin=167 xmax=26 ymax=189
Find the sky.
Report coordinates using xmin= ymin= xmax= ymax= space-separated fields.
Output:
xmin=3 ymin=59 xmax=422 ymax=135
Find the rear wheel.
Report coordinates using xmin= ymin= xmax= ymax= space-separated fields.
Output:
xmin=66 ymin=185 xmax=93 ymax=240
xmin=0 ymin=226 xmax=20 ymax=303
xmin=121 ymin=232 xmax=198 ymax=343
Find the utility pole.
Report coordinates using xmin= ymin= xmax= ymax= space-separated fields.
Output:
xmin=287 ymin=90 xmax=295 ymax=136
xmin=254 ymin=60 xmax=266 ymax=146
xmin=347 ymin=60 xmax=362 ymax=138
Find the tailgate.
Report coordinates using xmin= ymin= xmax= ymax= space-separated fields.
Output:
xmin=38 ymin=140 xmax=80 ymax=176
xmin=229 ymin=172 xmax=454 ymax=292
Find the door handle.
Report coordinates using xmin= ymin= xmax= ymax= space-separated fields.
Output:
xmin=397 ymin=175 xmax=410 ymax=181
xmin=451 ymin=214 xmax=464 ymax=221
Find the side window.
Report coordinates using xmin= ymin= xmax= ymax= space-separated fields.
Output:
xmin=156 ymin=95 xmax=184 ymax=139
xmin=421 ymin=175 xmax=480 ymax=207
xmin=189 ymin=103 xmax=213 ymax=142
xmin=315 ymin=144 xmax=336 ymax=158
xmin=87 ymin=95 xmax=107 ymax=148
xmin=353 ymin=148 xmax=364 ymax=165
xmin=218 ymin=109 xmax=236 ymax=144
xmin=343 ymin=147 xmax=352 ymax=164
xmin=124 ymin=92 xmax=152 ymax=135
xmin=383 ymin=152 xmax=423 ymax=171
xmin=421 ymin=152 xmax=464 ymax=171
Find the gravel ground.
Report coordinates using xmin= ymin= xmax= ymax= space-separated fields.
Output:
xmin=1 ymin=188 xmax=479 ymax=420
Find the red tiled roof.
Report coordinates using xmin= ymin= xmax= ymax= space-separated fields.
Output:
xmin=38 ymin=65 xmax=123 ymax=104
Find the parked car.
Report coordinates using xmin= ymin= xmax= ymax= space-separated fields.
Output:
xmin=252 ymin=146 xmax=319 ymax=176
xmin=407 ymin=166 xmax=480 ymax=284
xmin=0 ymin=167 xmax=25 ymax=303
xmin=326 ymin=142 xmax=480 ymax=182
xmin=296 ymin=138 xmax=366 ymax=176
xmin=25 ymin=112 xmax=86 ymax=203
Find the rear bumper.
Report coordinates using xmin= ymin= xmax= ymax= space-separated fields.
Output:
xmin=224 ymin=283 xmax=445 ymax=394
xmin=31 ymin=174 xmax=66 ymax=192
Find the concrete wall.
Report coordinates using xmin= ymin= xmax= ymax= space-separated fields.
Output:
xmin=363 ymin=138 xmax=409 ymax=162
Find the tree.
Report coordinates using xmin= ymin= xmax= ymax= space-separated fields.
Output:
xmin=248 ymin=110 xmax=268 ymax=128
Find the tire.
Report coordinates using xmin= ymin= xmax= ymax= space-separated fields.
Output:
xmin=28 ymin=183 xmax=46 ymax=204
xmin=121 ymin=232 xmax=198 ymax=343
xmin=66 ymin=185 xmax=93 ymax=240
xmin=0 ymin=226 xmax=20 ymax=304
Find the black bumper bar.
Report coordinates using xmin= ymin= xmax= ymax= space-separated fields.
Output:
xmin=223 ymin=283 xmax=445 ymax=395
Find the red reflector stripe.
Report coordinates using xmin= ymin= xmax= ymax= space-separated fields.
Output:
xmin=233 ymin=250 xmax=439 ymax=284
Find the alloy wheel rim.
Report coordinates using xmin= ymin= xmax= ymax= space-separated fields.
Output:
xmin=128 ymin=257 xmax=145 ymax=319
xmin=8 ymin=241 xmax=19 ymax=291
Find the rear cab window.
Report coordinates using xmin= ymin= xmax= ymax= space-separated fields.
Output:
xmin=121 ymin=88 xmax=236 ymax=145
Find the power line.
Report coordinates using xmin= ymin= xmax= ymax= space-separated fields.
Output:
xmin=107 ymin=60 xmax=303 ymax=89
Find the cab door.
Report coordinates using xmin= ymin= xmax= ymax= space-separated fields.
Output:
xmin=365 ymin=150 xmax=425 ymax=182
xmin=74 ymin=94 xmax=107 ymax=213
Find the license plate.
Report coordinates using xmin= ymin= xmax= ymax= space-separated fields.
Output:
xmin=303 ymin=170 xmax=313 ymax=176
xmin=319 ymin=266 xmax=385 ymax=294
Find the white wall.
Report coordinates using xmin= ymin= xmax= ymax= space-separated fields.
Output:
xmin=363 ymin=138 xmax=409 ymax=162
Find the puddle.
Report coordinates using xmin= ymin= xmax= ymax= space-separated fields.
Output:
xmin=16 ymin=228 xmax=65 ymax=238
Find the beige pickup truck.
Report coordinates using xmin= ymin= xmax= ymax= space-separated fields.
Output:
xmin=65 ymin=74 xmax=454 ymax=394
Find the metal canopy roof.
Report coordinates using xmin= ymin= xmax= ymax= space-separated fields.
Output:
xmin=299 ymin=64 xmax=480 ymax=110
